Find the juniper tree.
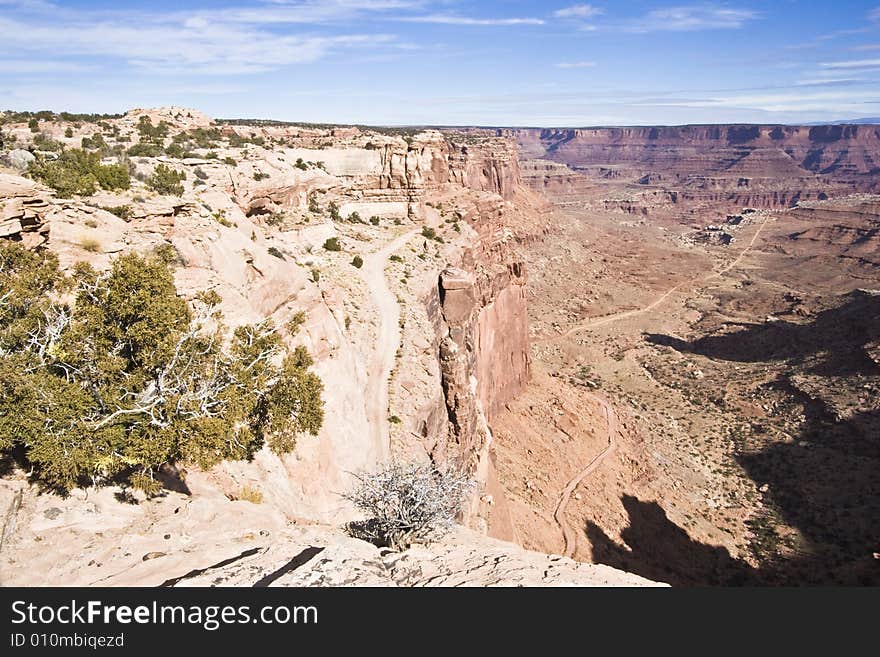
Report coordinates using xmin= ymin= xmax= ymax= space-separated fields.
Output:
xmin=0 ymin=244 xmax=324 ymax=494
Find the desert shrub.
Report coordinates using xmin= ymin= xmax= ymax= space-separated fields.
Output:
xmin=322 ymin=237 xmax=341 ymax=252
xmin=389 ymin=254 xmax=403 ymax=263
xmin=351 ymin=255 xmax=363 ymax=268
xmin=32 ymin=133 xmax=64 ymax=152
xmin=136 ymin=116 xmax=169 ymax=143
xmin=163 ymin=142 xmax=185 ymax=159
xmin=369 ymin=216 xmax=380 ymax=226
xmin=267 ymin=246 xmax=285 ymax=260
xmin=421 ymin=226 xmax=437 ymax=240
xmin=147 ymin=164 xmax=186 ymax=196
xmin=344 ymin=461 xmax=474 ymax=549
xmin=328 ymin=201 xmax=341 ymax=222
xmin=264 ymin=211 xmax=285 ymax=227
xmin=310 ymin=268 xmax=320 ymax=283
xmin=79 ymin=237 xmax=102 ymax=252
xmin=253 ymin=171 xmax=269 ymax=181
xmin=347 ymin=211 xmax=361 ymax=224
xmin=101 ymin=203 xmax=134 ymax=221
xmin=0 ymin=244 xmax=324 ymax=493
xmin=232 ymin=486 xmax=264 ymax=504
xmin=81 ymin=133 xmax=108 ymax=152
xmin=28 ymin=118 xmax=39 ymax=133
xmin=308 ymin=194 xmax=320 ymax=213
xmin=193 ymin=167 xmax=208 ymax=181
xmin=28 ymin=149 xmax=130 ymax=197
xmin=127 ymin=143 xmax=161 ymax=158
xmin=295 ymin=158 xmax=308 ymax=171
xmin=64 ymin=127 xmax=74 ymax=138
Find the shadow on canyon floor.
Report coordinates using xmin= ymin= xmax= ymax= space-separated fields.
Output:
xmin=592 ymin=292 xmax=880 ymax=585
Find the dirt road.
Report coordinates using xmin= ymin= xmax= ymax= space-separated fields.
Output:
xmin=541 ymin=213 xmax=772 ymax=342
xmin=553 ymin=391 xmax=619 ymax=558
xmin=358 ymin=230 xmax=417 ymax=462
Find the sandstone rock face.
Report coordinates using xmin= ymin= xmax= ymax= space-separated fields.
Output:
xmin=0 ymin=479 xmax=661 ymax=587
xmin=0 ymin=174 xmax=50 ymax=246
xmin=0 ymin=109 xmax=577 ymax=585
xmin=3 ymin=149 xmax=35 ymax=171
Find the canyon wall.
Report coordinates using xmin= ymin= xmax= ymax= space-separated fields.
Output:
xmin=507 ymin=124 xmax=880 ymax=210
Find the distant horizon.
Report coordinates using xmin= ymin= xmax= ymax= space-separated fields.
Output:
xmin=2 ymin=0 xmax=880 ymax=126
xmin=5 ymin=106 xmax=880 ymax=131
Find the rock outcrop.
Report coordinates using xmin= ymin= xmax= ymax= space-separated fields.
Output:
xmin=0 ymin=479 xmax=660 ymax=586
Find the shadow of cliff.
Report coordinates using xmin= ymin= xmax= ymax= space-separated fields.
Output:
xmin=586 ymin=496 xmax=754 ymax=586
xmin=645 ymin=291 xmax=880 ymax=378
xmin=612 ymin=292 xmax=880 ymax=585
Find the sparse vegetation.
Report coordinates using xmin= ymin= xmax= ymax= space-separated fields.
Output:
xmin=267 ymin=246 xmax=285 ymax=260
xmin=322 ymin=237 xmax=341 ymax=252
xmin=79 ymin=237 xmax=102 ymax=253
xmin=28 ymin=149 xmax=130 ymax=197
xmin=344 ymin=461 xmax=474 ymax=549
xmin=147 ymin=164 xmax=186 ymax=196
xmin=351 ymin=255 xmax=364 ymax=268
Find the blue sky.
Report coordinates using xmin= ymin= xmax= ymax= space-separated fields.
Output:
xmin=1 ymin=1 xmax=879 ymax=125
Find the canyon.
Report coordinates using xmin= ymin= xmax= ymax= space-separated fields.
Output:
xmin=1 ymin=109 xmax=878 ymax=586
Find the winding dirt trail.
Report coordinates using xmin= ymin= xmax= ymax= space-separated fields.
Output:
xmin=548 ymin=214 xmax=771 ymax=558
xmin=540 ymin=214 xmax=772 ymax=343
xmin=358 ymin=230 xmax=417 ymax=462
xmin=553 ymin=392 xmax=618 ymax=558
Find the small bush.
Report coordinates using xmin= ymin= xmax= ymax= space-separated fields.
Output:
xmin=127 ymin=143 xmax=161 ymax=158
xmin=295 ymin=158 xmax=308 ymax=171
xmin=369 ymin=216 xmax=380 ymax=226
xmin=223 ymin=156 xmax=237 ymax=166
xmin=347 ymin=211 xmax=361 ymax=224
xmin=421 ymin=226 xmax=437 ymax=240
xmin=232 ymin=486 xmax=264 ymax=504
xmin=64 ymin=127 xmax=74 ymax=138
xmin=328 ymin=201 xmax=341 ymax=222
xmin=79 ymin=237 xmax=102 ymax=252
xmin=310 ymin=268 xmax=320 ymax=283
xmin=322 ymin=237 xmax=341 ymax=252
xmin=147 ymin=163 xmax=186 ymax=196
xmin=389 ymin=254 xmax=403 ymax=263
xmin=268 ymin=246 xmax=285 ymax=260
xmin=351 ymin=255 xmax=364 ymax=268
xmin=253 ymin=171 xmax=269 ymax=181
xmin=32 ymin=133 xmax=64 ymax=152
xmin=344 ymin=461 xmax=474 ymax=550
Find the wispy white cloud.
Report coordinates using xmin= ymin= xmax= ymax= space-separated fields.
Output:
xmin=398 ymin=14 xmax=545 ymax=26
xmin=622 ymin=5 xmax=759 ymax=33
xmin=556 ymin=60 xmax=597 ymax=68
xmin=0 ymin=14 xmax=398 ymax=75
xmin=852 ymin=43 xmax=880 ymax=51
xmin=0 ymin=59 xmax=94 ymax=74
xmin=820 ymin=58 xmax=880 ymax=69
xmin=190 ymin=0 xmax=423 ymax=25
xmin=553 ymin=4 xmax=604 ymax=19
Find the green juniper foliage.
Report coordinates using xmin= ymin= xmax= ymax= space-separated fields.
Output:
xmin=147 ymin=163 xmax=186 ymax=196
xmin=28 ymin=149 xmax=130 ymax=198
xmin=0 ymin=244 xmax=324 ymax=494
